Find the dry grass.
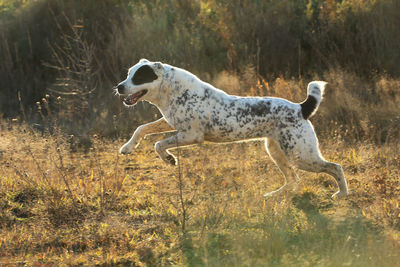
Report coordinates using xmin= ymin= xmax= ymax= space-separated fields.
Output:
xmin=1 ymin=119 xmax=399 ymax=266
xmin=1 ymin=1 xmax=400 ymax=265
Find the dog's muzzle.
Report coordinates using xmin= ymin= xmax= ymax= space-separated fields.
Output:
xmin=117 ymin=84 xmax=126 ymax=94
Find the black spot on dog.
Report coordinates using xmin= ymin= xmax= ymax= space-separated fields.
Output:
xmin=202 ymin=87 xmax=210 ymax=100
xmin=175 ymin=90 xmax=190 ymax=105
xmin=237 ymin=101 xmax=271 ymax=121
xmin=132 ymin=65 xmax=158 ymax=85
xmin=166 ymin=155 xmax=176 ymax=165
xmin=300 ymin=95 xmax=317 ymax=119
xmin=249 ymin=102 xmax=268 ymax=116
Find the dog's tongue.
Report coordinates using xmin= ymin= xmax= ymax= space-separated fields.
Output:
xmin=122 ymin=89 xmax=148 ymax=106
xmin=124 ymin=94 xmax=140 ymax=105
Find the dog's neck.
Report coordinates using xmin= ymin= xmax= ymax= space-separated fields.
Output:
xmin=151 ymin=65 xmax=192 ymax=111
xmin=146 ymin=67 xmax=173 ymax=113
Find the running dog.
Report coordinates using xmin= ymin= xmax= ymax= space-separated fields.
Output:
xmin=115 ymin=59 xmax=348 ymax=198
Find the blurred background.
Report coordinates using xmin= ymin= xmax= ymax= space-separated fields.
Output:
xmin=1 ymin=0 xmax=399 ymax=142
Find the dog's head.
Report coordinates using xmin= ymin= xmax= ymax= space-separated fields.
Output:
xmin=115 ymin=59 xmax=163 ymax=106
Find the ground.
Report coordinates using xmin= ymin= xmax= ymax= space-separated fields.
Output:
xmin=0 ymin=121 xmax=399 ymax=266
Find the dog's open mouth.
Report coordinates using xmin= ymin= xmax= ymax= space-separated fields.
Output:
xmin=123 ymin=89 xmax=148 ymax=106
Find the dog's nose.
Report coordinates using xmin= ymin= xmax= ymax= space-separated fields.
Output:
xmin=117 ymin=84 xmax=125 ymax=94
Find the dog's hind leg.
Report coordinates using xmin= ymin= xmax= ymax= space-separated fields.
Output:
xmin=155 ymin=131 xmax=203 ymax=165
xmin=319 ymin=162 xmax=348 ymax=198
xmin=295 ymin=156 xmax=348 ymax=199
xmin=120 ymin=117 xmax=174 ymax=154
xmin=282 ymin=123 xmax=348 ymax=198
xmin=264 ymin=138 xmax=300 ymax=197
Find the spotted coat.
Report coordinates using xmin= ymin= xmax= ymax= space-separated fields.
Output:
xmin=115 ymin=59 xmax=348 ymax=199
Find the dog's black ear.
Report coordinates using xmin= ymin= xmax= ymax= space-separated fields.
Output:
xmin=132 ymin=65 xmax=158 ymax=85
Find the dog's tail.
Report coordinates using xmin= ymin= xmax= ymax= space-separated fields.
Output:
xmin=300 ymin=81 xmax=327 ymax=119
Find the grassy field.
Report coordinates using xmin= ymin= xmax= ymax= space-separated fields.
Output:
xmin=1 ymin=119 xmax=399 ymax=266
xmin=1 ymin=0 xmax=400 ymax=265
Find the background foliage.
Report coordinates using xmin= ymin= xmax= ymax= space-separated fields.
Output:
xmin=1 ymin=0 xmax=400 ymax=139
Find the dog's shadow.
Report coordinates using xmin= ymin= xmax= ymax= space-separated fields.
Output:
xmin=291 ymin=191 xmax=381 ymax=249
xmin=292 ymin=192 xmax=322 ymax=216
xmin=291 ymin=191 xmax=335 ymax=225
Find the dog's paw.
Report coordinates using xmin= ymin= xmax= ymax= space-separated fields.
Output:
xmin=263 ymin=191 xmax=277 ymax=198
xmin=165 ymin=154 xmax=177 ymax=166
xmin=119 ymin=144 xmax=133 ymax=154
xmin=331 ymin=190 xmax=348 ymax=199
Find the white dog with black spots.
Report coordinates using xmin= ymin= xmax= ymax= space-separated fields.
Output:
xmin=115 ymin=59 xmax=348 ymax=198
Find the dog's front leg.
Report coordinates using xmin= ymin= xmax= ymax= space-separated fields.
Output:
xmin=155 ymin=131 xmax=203 ymax=165
xmin=120 ymin=117 xmax=174 ymax=154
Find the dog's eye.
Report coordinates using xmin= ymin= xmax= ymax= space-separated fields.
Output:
xmin=132 ymin=65 xmax=158 ymax=85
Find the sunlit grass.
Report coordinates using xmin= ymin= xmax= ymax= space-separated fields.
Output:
xmin=0 ymin=121 xmax=399 ymax=265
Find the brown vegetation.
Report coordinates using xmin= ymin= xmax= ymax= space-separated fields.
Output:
xmin=1 ymin=0 xmax=400 ymax=137
xmin=1 ymin=117 xmax=400 ymax=265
